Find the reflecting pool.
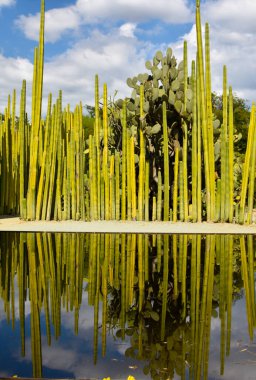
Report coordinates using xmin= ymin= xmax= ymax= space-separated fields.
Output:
xmin=0 ymin=233 xmax=255 ymax=379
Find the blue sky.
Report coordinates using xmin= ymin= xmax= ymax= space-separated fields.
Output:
xmin=0 ymin=0 xmax=255 ymax=114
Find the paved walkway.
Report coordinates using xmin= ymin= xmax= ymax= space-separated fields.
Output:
xmin=0 ymin=217 xmax=256 ymax=234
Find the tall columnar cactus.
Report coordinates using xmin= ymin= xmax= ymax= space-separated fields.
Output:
xmin=221 ymin=66 xmax=228 ymax=222
xmin=182 ymin=41 xmax=188 ymax=221
xmin=228 ymin=87 xmax=234 ymax=222
xmin=172 ymin=148 xmax=179 ymax=222
xmin=36 ymin=93 xmax=52 ymax=220
xmin=162 ymin=101 xmax=170 ymax=221
xmin=19 ymin=80 xmax=27 ymax=219
xmin=27 ymin=0 xmax=45 ymax=220
xmin=246 ymin=105 xmax=256 ymax=224
xmin=196 ymin=0 xmax=211 ymax=220
xmin=138 ymin=85 xmax=145 ymax=221
xmin=191 ymin=61 xmax=197 ymax=222
xmin=121 ymin=101 xmax=127 ymax=220
xmin=103 ymin=83 xmax=110 ymax=220
xmin=205 ymin=23 xmax=215 ymax=220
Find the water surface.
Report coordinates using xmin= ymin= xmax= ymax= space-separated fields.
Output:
xmin=0 ymin=233 xmax=255 ymax=379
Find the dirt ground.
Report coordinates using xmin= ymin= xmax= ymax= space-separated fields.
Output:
xmin=0 ymin=217 xmax=256 ymax=234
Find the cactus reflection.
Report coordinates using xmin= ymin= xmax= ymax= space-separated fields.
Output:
xmin=0 ymin=233 xmax=255 ymax=379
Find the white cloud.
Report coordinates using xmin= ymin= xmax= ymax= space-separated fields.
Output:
xmin=0 ymin=54 xmax=33 ymax=115
xmin=0 ymin=0 xmax=15 ymax=7
xmin=202 ymin=0 xmax=256 ymax=33
xmin=76 ymin=0 xmax=192 ymax=24
xmin=119 ymin=23 xmax=137 ymax=38
xmin=15 ymin=6 xmax=80 ymax=43
xmin=15 ymin=0 xmax=193 ymax=42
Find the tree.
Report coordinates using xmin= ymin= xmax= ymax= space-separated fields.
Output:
xmin=212 ymin=92 xmax=250 ymax=154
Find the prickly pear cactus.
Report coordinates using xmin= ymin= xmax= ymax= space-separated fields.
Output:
xmin=113 ymin=48 xmax=193 ymax=157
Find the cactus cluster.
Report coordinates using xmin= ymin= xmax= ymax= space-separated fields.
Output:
xmin=0 ymin=0 xmax=256 ymax=223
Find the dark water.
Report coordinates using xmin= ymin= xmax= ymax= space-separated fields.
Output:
xmin=0 ymin=233 xmax=255 ymax=379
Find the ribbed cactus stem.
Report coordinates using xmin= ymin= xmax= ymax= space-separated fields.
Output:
xmin=196 ymin=2 xmax=211 ymax=220
xmin=36 ymin=93 xmax=52 ymax=220
xmin=94 ymin=75 xmax=100 ymax=218
xmin=183 ymin=41 xmax=188 ymax=221
xmin=162 ymin=101 xmax=169 ymax=221
xmin=247 ymin=104 xmax=256 ymax=224
xmin=138 ymin=85 xmax=145 ymax=221
xmin=196 ymin=55 xmax=202 ymax=222
xmin=157 ymin=169 xmax=162 ymax=221
xmin=221 ymin=66 xmax=228 ymax=222
xmin=115 ymin=152 xmax=120 ymax=220
xmin=179 ymin=161 xmax=184 ymax=221
xmin=239 ymin=104 xmax=255 ymax=223
xmin=130 ymin=136 xmax=136 ymax=220
xmin=145 ymin=161 xmax=149 ymax=221
xmin=121 ymin=101 xmax=127 ymax=220
xmin=205 ymin=23 xmax=215 ymax=220
xmin=103 ymin=83 xmax=109 ymax=220
xmin=228 ymin=87 xmax=234 ymax=222
xmin=191 ymin=61 xmax=197 ymax=222
xmin=173 ymin=148 xmax=179 ymax=222
xmin=27 ymin=0 xmax=45 ymax=220
xmin=19 ymin=80 xmax=26 ymax=219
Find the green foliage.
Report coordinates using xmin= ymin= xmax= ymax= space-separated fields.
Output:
xmin=212 ymin=92 xmax=250 ymax=154
xmin=83 ymin=115 xmax=95 ymax=140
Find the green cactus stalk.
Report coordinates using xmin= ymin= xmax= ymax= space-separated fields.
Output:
xmin=221 ymin=66 xmax=229 ymax=221
xmin=196 ymin=55 xmax=202 ymax=222
xmin=121 ymin=102 xmax=127 ymax=220
xmin=130 ymin=136 xmax=136 ymax=220
xmin=196 ymin=0 xmax=211 ymax=220
xmin=191 ymin=61 xmax=197 ymax=222
xmin=94 ymin=75 xmax=100 ymax=219
xmin=162 ymin=101 xmax=169 ymax=221
xmin=109 ymin=154 xmax=115 ymax=219
xmin=36 ymin=93 xmax=52 ymax=220
xmin=115 ymin=152 xmax=120 ymax=220
xmin=239 ymin=104 xmax=255 ymax=223
xmin=103 ymin=83 xmax=110 ymax=220
xmin=19 ymin=81 xmax=26 ymax=219
xmin=152 ymin=196 xmax=156 ymax=221
xmin=182 ymin=41 xmax=189 ymax=221
xmin=205 ymin=23 xmax=216 ymax=220
xmin=138 ymin=85 xmax=145 ymax=220
xmin=228 ymin=87 xmax=234 ymax=222
xmin=144 ymin=161 xmax=149 ymax=221
xmin=157 ymin=169 xmax=162 ymax=221
xmin=27 ymin=0 xmax=45 ymax=220
xmin=179 ymin=161 xmax=184 ymax=221
xmin=41 ymin=104 xmax=55 ymax=220
xmin=46 ymin=99 xmax=61 ymax=221
xmin=247 ymin=106 xmax=256 ymax=224
xmin=173 ymin=148 xmax=179 ymax=222
xmin=78 ymin=103 xmax=85 ymax=220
